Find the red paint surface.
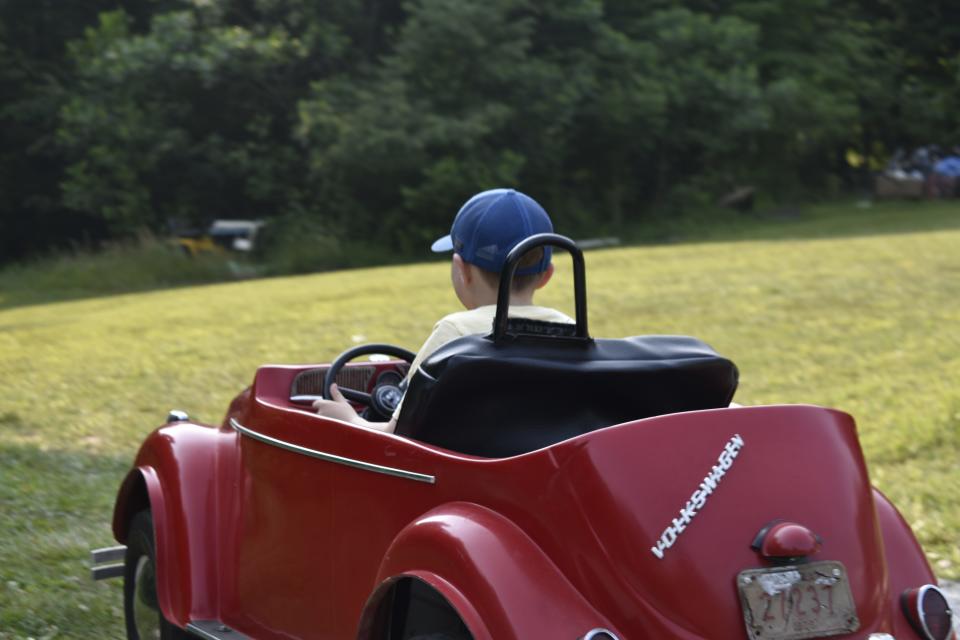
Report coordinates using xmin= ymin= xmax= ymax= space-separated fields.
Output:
xmin=113 ymin=362 xmax=946 ymax=639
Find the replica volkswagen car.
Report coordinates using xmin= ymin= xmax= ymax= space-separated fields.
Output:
xmin=92 ymin=235 xmax=955 ymax=640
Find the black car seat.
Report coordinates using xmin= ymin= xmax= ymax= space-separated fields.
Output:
xmin=394 ymin=234 xmax=739 ymax=457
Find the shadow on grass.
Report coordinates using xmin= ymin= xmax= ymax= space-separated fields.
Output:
xmin=0 ymin=442 xmax=130 ymax=639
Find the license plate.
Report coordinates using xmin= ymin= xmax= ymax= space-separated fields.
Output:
xmin=737 ymin=561 xmax=859 ymax=640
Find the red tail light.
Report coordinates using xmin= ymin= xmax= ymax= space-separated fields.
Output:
xmin=902 ymin=585 xmax=954 ymax=640
xmin=751 ymin=520 xmax=821 ymax=562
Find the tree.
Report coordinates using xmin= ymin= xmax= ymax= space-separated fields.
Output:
xmin=4 ymin=0 xmax=960 ymax=267
xmin=0 ymin=0 xmax=117 ymax=261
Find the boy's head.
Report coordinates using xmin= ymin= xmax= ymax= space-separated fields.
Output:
xmin=431 ymin=189 xmax=555 ymax=307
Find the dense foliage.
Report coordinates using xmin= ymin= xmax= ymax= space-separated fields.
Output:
xmin=2 ymin=0 xmax=958 ymax=266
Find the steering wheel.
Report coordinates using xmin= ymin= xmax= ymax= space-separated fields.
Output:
xmin=321 ymin=343 xmax=416 ymax=420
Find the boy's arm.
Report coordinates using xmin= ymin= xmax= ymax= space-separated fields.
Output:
xmin=314 ymin=318 xmax=463 ymax=432
xmin=389 ymin=318 xmax=465 ymax=423
xmin=402 ymin=318 xmax=463 ymax=385
xmin=312 ymin=383 xmax=397 ymax=433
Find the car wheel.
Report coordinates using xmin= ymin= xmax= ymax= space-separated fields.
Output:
xmin=124 ymin=510 xmax=191 ymax=640
xmin=384 ymin=579 xmax=472 ymax=640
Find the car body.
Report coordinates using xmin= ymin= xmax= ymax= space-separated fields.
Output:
xmin=94 ymin=234 xmax=956 ymax=640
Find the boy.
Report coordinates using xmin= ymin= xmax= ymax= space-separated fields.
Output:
xmin=313 ymin=188 xmax=572 ymax=432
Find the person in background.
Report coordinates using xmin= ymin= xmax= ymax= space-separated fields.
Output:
xmin=929 ymin=150 xmax=960 ymax=198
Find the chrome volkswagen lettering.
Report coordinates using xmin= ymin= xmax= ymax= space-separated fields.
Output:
xmin=651 ymin=434 xmax=744 ymax=559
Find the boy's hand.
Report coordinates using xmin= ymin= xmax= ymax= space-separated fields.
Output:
xmin=312 ymin=383 xmax=360 ymax=423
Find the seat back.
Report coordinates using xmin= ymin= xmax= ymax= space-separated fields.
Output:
xmin=394 ymin=331 xmax=738 ymax=457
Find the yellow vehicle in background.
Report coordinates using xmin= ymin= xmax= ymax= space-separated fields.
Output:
xmin=173 ymin=219 xmax=264 ymax=257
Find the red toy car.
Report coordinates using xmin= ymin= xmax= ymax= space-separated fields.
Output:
xmin=92 ymin=235 xmax=955 ymax=640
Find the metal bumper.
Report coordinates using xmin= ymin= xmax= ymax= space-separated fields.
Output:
xmin=90 ymin=545 xmax=126 ymax=580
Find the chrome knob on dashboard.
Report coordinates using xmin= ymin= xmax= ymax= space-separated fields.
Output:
xmin=166 ymin=410 xmax=189 ymax=423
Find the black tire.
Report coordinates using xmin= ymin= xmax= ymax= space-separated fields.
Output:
xmin=387 ymin=579 xmax=472 ymax=640
xmin=123 ymin=510 xmax=192 ymax=640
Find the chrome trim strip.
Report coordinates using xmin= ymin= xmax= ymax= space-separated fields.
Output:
xmin=229 ymin=418 xmax=435 ymax=484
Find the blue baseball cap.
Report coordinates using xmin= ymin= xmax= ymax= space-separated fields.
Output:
xmin=431 ymin=188 xmax=553 ymax=275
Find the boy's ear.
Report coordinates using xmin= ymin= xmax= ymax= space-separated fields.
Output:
xmin=453 ymin=253 xmax=473 ymax=285
xmin=534 ymin=263 xmax=555 ymax=290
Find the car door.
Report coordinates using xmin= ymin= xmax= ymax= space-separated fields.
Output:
xmin=226 ymin=408 xmax=337 ymax=639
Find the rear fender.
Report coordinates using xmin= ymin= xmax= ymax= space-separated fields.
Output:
xmin=368 ymin=502 xmax=618 ymax=640
xmin=874 ymin=488 xmax=937 ymax=584
xmin=872 ymin=488 xmax=943 ymax=638
xmin=111 ymin=423 xmax=223 ymax=627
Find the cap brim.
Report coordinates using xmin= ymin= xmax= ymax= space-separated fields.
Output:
xmin=431 ymin=235 xmax=454 ymax=252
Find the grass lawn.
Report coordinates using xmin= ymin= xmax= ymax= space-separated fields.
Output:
xmin=1 ymin=200 xmax=958 ymax=638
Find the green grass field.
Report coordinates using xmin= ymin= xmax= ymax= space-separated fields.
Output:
xmin=1 ymin=201 xmax=959 ymax=638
